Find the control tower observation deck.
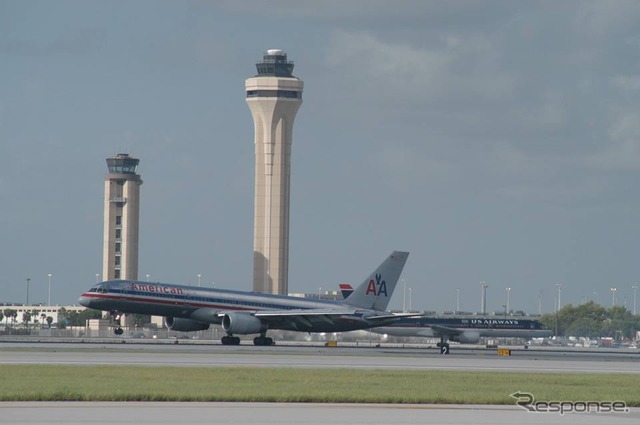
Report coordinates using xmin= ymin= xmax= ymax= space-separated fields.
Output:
xmin=102 ymin=153 xmax=143 ymax=281
xmin=246 ymin=49 xmax=303 ymax=295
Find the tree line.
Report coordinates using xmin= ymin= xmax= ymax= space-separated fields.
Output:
xmin=1 ymin=307 xmax=102 ymax=329
xmin=539 ymin=302 xmax=640 ymax=340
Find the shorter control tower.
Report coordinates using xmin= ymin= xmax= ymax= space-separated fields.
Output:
xmin=102 ymin=154 xmax=143 ymax=281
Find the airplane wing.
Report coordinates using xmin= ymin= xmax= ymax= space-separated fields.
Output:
xmin=430 ymin=324 xmax=464 ymax=336
xmin=366 ymin=312 xmax=424 ymax=320
xmin=214 ymin=308 xmax=412 ymax=332
xmin=254 ymin=308 xmax=356 ymax=318
xmin=254 ymin=309 xmax=419 ymax=323
xmin=253 ymin=308 xmax=359 ymax=331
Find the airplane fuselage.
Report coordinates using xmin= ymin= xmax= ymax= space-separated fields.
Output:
xmin=80 ymin=280 xmax=388 ymax=333
xmin=373 ymin=317 xmax=553 ymax=339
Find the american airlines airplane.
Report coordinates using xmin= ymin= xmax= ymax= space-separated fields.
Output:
xmin=79 ymin=251 xmax=410 ymax=346
xmin=339 ymin=284 xmax=553 ymax=354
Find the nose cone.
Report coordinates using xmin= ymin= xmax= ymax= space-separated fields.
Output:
xmin=78 ymin=294 xmax=91 ymax=307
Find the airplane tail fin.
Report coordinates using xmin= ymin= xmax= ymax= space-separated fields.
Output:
xmin=343 ymin=251 xmax=409 ymax=311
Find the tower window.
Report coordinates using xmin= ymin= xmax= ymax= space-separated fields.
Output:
xmin=114 ymin=270 xmax=120 ymax=279
xmin=115 ymin=229 xmax=121 ymax=239
xmin=115 ymin=242 xmax=121 ymax=253
xmin=115 ymin=256 xmax=121 ymax=266
xmin=116 ymin=216 xmax=122 ymax=225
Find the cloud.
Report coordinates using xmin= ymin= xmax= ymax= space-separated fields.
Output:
xmin=581 ymin=109 xmax=640 ymax=171
xmin=0 ymin=29 xmax=106 ymax=57
xmin=573 ymin=0 xmax=640 ymax=39
xmin=325 ymin=30 xmax=514 ymax=105
xmin=611 ymin=75 xmax=640 ymax=92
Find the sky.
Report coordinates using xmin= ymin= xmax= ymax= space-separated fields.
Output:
xmin=2 ymin=0 xmax=640 ymax=314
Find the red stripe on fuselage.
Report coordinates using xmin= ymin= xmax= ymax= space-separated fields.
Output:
xmin=80 ymin=292 xmax=256 ymax=312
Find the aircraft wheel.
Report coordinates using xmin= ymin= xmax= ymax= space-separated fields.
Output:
xmin=114 ymin=327 xmax=124 ymax=335
xmin=232 ymin=336 xmax=241 ymax=345
xmin=253 ymin=336 xmax=274 ymax=346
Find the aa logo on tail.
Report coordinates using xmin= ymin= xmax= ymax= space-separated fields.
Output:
xmin=365 ymin=273 xmax=387 ymax=297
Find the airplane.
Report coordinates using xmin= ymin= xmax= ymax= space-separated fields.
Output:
xmin=79 ymin=251 xmax=411 ymax=346
xmin=339 ymin=284 xmax=553 ymax=354
xmin=372 ymin=317 xmax=553 ymax=354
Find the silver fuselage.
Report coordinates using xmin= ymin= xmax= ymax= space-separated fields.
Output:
xmin=79 ymin=280 xmax=387 ymax=333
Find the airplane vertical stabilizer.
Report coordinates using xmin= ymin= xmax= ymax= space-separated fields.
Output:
xmin=343 ymin=251 xmax=409 ymax=311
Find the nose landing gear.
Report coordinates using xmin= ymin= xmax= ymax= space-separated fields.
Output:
xmin=111 ymin=311 xmax=124 ymax=335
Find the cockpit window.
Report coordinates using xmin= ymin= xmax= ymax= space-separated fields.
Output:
xmin=90 ymin=287 xmax=108 ymax=293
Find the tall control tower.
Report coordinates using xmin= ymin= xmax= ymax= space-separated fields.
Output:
xmin=102 ymin=153 xmax=143 ymax=281
xmin=246 ymin=49 xmax=303 ymax=295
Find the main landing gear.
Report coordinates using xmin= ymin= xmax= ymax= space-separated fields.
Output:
xmin=221 ymin=333 xmax=274 ymax=346
xmin=111 ymin=311 xmax=124 ymax=335
xmin=253 ymin=335 xmax=274 ymax=346
xmin=436 ymin=337 xmax=450 ymax=355
xmin=221 ymin=334 xmax=241 ymax=345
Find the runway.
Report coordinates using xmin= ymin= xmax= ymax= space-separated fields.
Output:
xmin=1 ymin=342 xmax=639 ymax=374
xmin=1 ymin=342 xmax=639 ymax=424
xmin=1 ymin=402 xmax=638 ymax=425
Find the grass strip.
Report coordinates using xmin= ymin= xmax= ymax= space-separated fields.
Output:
xmin=0 ymin=365 xmax=637 ymax=405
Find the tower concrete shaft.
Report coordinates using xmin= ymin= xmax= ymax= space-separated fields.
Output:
xmin=102 ymin=153 xmax=142 ymax=281
xmin=246 ymin=49 xmax=303 ymax=295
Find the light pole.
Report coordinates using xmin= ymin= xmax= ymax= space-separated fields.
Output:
xmin=481 ymin=282 xmax=488 ymax=315
xmin=48 ymin=273 xmax=52 ymax=306
xmin=318 ymin=287 xmax=322 ymax=300
xmin=556 ymin=283 xmax=562 ymax=312
xmin=197 ymin=274 xmax=201 ymax=287
xmin=610 ymin=287 xmax=617 ymax=306
xmin=402 ymin=279 xmax=406 ymax=312
xmin=538 ymin=290 xmax=543 ymax=315
xmin=95 ymin=273 xmax=100 ymax=283
xmin=632 ymin=285 xmax=638 ymax=315
xmin=593 ymin=290 xmax=599 ymax=304
xmin=408 ymin=287 xmax=413 ymax=312
xmin=26 ymin=278 xmax=31 ymax=306
xmin=146 ymin=274 xmax=150 ymax=281
xmin=456 ymin=288 xmax=460 ymax=312
xmin=479 ymin=281 xmax=485 ymax=314
xmin=505 ymin=287 xmax=511 ymax=315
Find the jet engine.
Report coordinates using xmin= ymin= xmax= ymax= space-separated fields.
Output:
xmin=451 ymin=331 xmax=480 ymax=344
xmin=165 ymin=317 xmax=210 ymax=332
xmin=221 ymin=312 xmax=265 ymax=335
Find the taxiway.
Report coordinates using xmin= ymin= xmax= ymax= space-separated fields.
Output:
xmin=1 ymin=341 xmax=638 ymax=374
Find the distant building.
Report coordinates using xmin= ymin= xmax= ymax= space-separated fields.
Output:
xmin=0 ymin=305 xmax=86 ymax=326
xmin=102 ymin=154 xmax=143 ymax=281
xmin=288 ymin=290 xmax=341 ymax=302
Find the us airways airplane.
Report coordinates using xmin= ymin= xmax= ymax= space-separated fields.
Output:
xmin=372 ymin=317 xmax=553 ymax=354
xmin=79 ymin=251 xmax=410 ymax=346
xmin=339 ymin=285 xmax=553 ymax=354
